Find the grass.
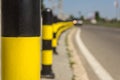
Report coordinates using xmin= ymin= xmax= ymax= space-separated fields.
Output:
xmin=97 ymin=22 xmax=120 ymax=28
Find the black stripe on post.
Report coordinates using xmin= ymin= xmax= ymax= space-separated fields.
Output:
xmin=2 ymin=0 xmax=40 ymax=37
xmin=53 ymin=33 xmax=56 ymax=38
xmin=42 ymin=8 xmax=53 ymax=25
xmin=42 ymin=40 xmax=53 ymax=50
xmin=41 ymin=65 xmax=53 ymax=75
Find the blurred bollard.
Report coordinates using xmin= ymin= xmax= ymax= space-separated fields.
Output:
xmin=2 ymin=0 xmax=41 ymax=80
xmin=41 ymin=8 xmax=55 ymax=79
xmin=56 ymin=22 xmax=65 ymax=42
xmin=52 ymin=23 xmax=58 ymax=54
xmin=56 ymin=21 xmax=73 ymax=42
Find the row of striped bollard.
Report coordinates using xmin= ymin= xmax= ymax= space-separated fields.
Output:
xmin=41 ymin=8 xmax=73 ymax=79
xmin=52 ymin=21 xmax=73 ymax=55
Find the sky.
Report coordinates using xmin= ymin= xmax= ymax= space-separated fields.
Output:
xmin=44 ymin=0 xmax=120 ymax=19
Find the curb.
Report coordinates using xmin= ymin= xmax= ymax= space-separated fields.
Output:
xmin=67 ymin=27 xmax=89 ymax=80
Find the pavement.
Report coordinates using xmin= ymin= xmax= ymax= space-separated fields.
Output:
xmin=67 ymin=27 xmax=89 ymax=80
xmin=41 ymin=29 xmax=73 ymax=80
xmin=78 ymin=25 xmax=120 ymax=80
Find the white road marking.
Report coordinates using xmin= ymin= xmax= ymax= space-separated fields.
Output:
xmin=75 ymin=28 xmax=114 ymax=80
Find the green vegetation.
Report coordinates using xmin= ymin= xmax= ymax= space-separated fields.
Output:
xmin=95 ymin=11 xmax=100 ymax=21
xmin=96 ymin=21 xmax=120 ymax=28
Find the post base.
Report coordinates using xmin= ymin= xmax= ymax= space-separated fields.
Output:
xmin=41 ymin=65 xmax=55 ymax=79
xmin=53 ymin=47 xmax=58 ymax=55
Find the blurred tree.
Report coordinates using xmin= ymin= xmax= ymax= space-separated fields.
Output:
xmin=68 ymin=15 xmax=75 ymax=20
xmin=95 ymin=11 xmax=100 ymax=21
xmin=80 ymin=16 xmax=84 ymax=21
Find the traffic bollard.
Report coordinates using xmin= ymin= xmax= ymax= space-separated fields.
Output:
xmin=41 ymin=8 xmax=55 ymax=79
xmin=1 ymin=0 xmax=41 ymax=80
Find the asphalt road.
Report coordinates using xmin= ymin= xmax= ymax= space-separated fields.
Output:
xmin=73 ymin=25 xmax=120 ymax=80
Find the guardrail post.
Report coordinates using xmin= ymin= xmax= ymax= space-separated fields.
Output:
xmin=2 ymin=0 xmax=41 ymax=80
xmin=41 ymin=8 xmax=55 ymax=79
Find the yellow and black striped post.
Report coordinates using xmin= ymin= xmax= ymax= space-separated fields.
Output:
xmin=41 ymin=8 xmax=55 ymax=78
xmin=2 ymin=0 xmax=41 ymax=80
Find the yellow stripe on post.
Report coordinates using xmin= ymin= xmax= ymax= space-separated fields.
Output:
xmin=2 ymin=37 xmax=40 ymax=80
xmin=42 ymin=25 xmax=53 ymax=40
xmin=2 ymin=0 xmax=41 ymax=80
xmin=42 ymin=50 xmax=53 ymax=65
xmin=52 ymin=38 xmax=57 ymax=47
xmin=53 ymin=23 xmax=58 ymax=33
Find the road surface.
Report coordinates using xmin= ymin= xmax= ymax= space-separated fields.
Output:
xmin=72 ymin=25 xmax=120 ymax=80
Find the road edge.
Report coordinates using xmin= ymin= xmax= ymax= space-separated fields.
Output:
xmin=66 ymin=27 xmax=89 ymax=80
